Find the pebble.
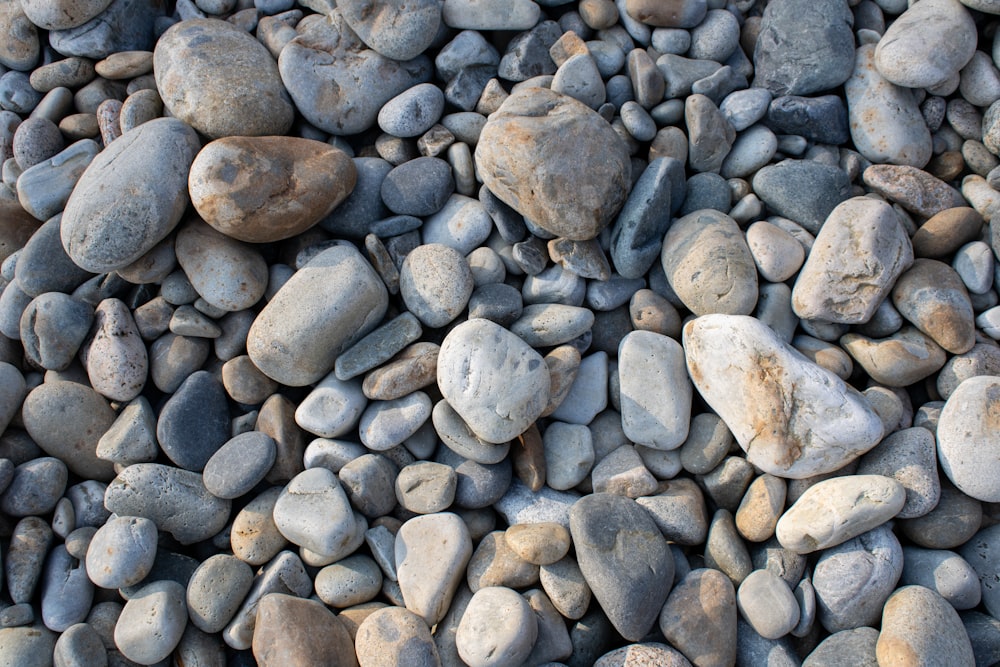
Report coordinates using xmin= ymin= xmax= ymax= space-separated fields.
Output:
xmin=252 ymin=593 xmax=355 ymax=666
xmin=154 ymin=18 xmax=293 ymax=138
xmin=202 ymin=431 xmax=276 ymax=500
xmin=776 ymin=475 xmax=905 ymax=553
xmin=395 ymin=512 xmax=472 ymax=626
xmin=876 ymin=585 xmax=976 ymax=666
xmin=52 ymin=623 xmax=108 ymax=667
xmin=476 ymin=87 xmax=630 ymax=241
xmin=736 ymin=569 xmax=799 ymax=640
xmin=355 ymin=605 xmax=440 ymax=666
xmin=618 ymin=330 xmax=690 ymax=449
xmin=892 ymin=258 xmax=976 ymax=355
xmin=752 ymin=158 xmax=851 ymax=234
xmin=901 ymin=546 xmax=981 ymax=610
xmin=113 ymin=580 xmax=188 ymax=664
xmin=684 ymin=314 xmax=884 ymax=479
xmin=399 ymin=243 xmax=473 ymax=328
xmin=937 ymin=376 xmax=1000 ymax=502
xmin=60 ymin=117 xmax=200 ymax=273
xmin=272 ymin=467 xmax=355 ymax=558
xmin=186 ymin=554 xmax=254 ymax=634
xmin=570 ymin=493 xmax=673 ymax=641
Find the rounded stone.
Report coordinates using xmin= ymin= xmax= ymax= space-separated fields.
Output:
xmin=273 ymin=467 xmax=357 ymax=559
xmin=60 ymin=117 xmax=200 ymax=273
xmin=186 ymin=554 xmax=254 ymax=635
xmin=114 ymin=580 xmax=188 ymax=665
xmin=251 ymin=593 xmax=356 ymax=667
xmin=457 ymin=586 xmax=538 ymax=667
xmin=315 ymin=554 xmax=384 ymax=608
xmin=355 ymin=605 xmax=441 ymax=666
xmin=437 ymin=318 xmax=550 ymax=444
xmin=400 ymin=243 xmax=474 ymax=329
xmin=876 ymin=585 xmax=976 ymax=666
xmin=189 ymin=136 xmax=356 ymax=243
xmin=85 ymin=515 xmax=157 ymax=589
xmin=736 ymin=569 xmax=799 ymax=640
xmin=202 ymin=431 xmax=277 ymax=500
xmin=154 ymin=18 xmax=294 ymax=139
xmin=476 ymin=87 xmax=631 ymax=241
xmin=0 ymin=457 xmax=67 ymax=517
xmin=86 ymin=298 xmax=147 ymax=402
xmin=901 ymin=546 xmax=981 ymax=610
xmin=937 ymin=375 xmax=1000 ymax=502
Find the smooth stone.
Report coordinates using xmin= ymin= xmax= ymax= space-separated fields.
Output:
xmin=359 ymin=392 xmax=432 ymax=451
xmin=19 ymin=292 xmax=92 ymax=371
xmin=339 ymin=454 xmax=398 ymax=519
xmin=618 ymin=331 xmax=691 ymax=450
xmin=335 ymin=313 xmax=422 ymax=382
xmin=766 ymin=94 xmax=849 ymax=145
xmin=683 ymin=314 xmax=884 ymax=479
xmin=278 ymin=12 xmax=432 ymax=136
xmin=510 ymin=303 xmax=595 ymax=347
xmin=104 ymin=463 xmax=231 ymax=545
xmin=433 ymin=398 xmax=512 ymax=465
xmin=16 ymin=139 xmax=98 ymax=222
xmin=538 ymin=556 xmax=591 ymax=622
xmin=19 ymin=0 xmax=111 ymax=30
xmin=442 ymin=0 xmax=541 ymax=30
xmin=174 ymin=220 xmax=268 ymax=313
xmin=355 ymin=606 xmax=440 ymax=666
xmin=378 ymin=83 xmax=446 ymax=138
xmin=609 ymin=157 xmax=682 ymax=280
xmin=154 ymin=18 xmax=292 ymax=138
xmin=362 ymin=341 xmax=439 ymax=401
xmin=877 ymin=585 xmax=976 ymax=666
xmin=400 ymin=243 xmax=474 ymax=329
xmin=937 ymin=376 xmax=1000 ymax=501
xmin=840 ymin=327 xmax=947 ymax=387
xmin=314 ymin=554 xmax=383 ymax=608
xmin=222 ymin=550 xmax=312 ymax=651
xmin=40 ymin=545 xmax=93 ymax=631
xmin=466 ymin=530 xmax=539 ymax=593
xmin=803 ymin=627 xmax=879 ymax=667
xmin=753 ymin=0 xmax=854 ymax=95
xmin=149 ymin=333 xmax=209 ymax=393
xmin=45 ymin=0 xmax=158 ymax=58
xmin=900 ymin=483 xmax=983 ymax=550
xmin=84 ymin=515 xmax=157 ymax=589
xmin=752 ymin=159 xmax=851 ymax=234
xmin=114 ymin=580 xmax=187 ymax=664
xmin=60 ymin=117 xmax=199 ymax=273
xmin=229 ymin=488 xmax=287 ymax=567
xmin=272 ymin=467 xmax=355 ymax=558
xmin=737 ymin=569 xmax=799 ymax=640
xmin=85 ymin=298 xmax=147 ymax=402
xmin=395 ymin=461 xmax=456 ymax=514
xmin=659 ymin=568 xmax=737 ymax=667
xmin=395 ymin=512 xmax=473 ymax=626
xmin=901 ymin=546 xmax=981 ymax=610
xmin=436 ymin=446 xmax=513 ymax=510
xmin=960 ymin=524 xmax=1000 ymax=620
xmin=505 ymin=523 xmax=571 ymax=566
xmin=856 ymin=427 xmax=940 ymax=519
xmin=735 ymin=474 xmax=786 ymax=543
xmin=0 ymin=625 xmax=57 ymax=667
xmin=7 ymin=517 xmax=53 ymax=605
xmin=873 ymin=0 xmax=976 ymax=90
xmin=791 ymin=196 xmax=913 ymax=324
xmin=13 ymin=216 xmax=94 ymax=299
xmin=252 ymin=593 xmax=355 ymax=667
xmin=846 ymin=44 xmax=933 ymax=168
xmin=320 ymin=158 xmax=392 ymax=238
xmin=381 ymin=156 xmax=454 ymax=217
xmin=456 ymin=586 xmax=537 ymax=667
xmin=53 ymin=622 xmax=108 ymax=667
xmin=437 ymin=318 xmax=550 ymax=444
xmin=720 ymin=124 xmax=777 ymax=180
xmin=570 ymin=493 xmax=673 ymax=641
xmin=660 ymin=209 xmax=757 ymax=316
xmin=745 ymin=220 xmax=803 ymax=284
xmin=625 ymin=0 xmax=705 ymax=27
xmin=863 ymin=164 xmax=966 ymax=219
xmin=892 ymin=258 xmax=975 ymax=355
xmin=295 ymin=374 xmax=367 ymax=438
xmin=812 ymin=524 xmax=903 ymax=633
xmin=20 ymin=380 xmax=116 ymax=480
xmin=186 ymin=555 xmax=254 ymax=635
xmin=341 ymin=0 xmax=439 ymax=60
xmin=190 ymin=137 xmax=355 ymax=244
xmin=248 ymin=245 xmax=388 ymax=386
xmin=636 ymin=478 xmax=709 ymax=545
xmin=202 ymin=432 xmax=276 ymax=500
xmin=543 ymin=421 xmax=595 ymax=491
xmin=475 ymin=87 xmax=631 ymax=241
xmin=156 ymin=370 xmax=228 ymax=472
xmin=776 ymin=475 xmax=904 ymax=554
xmin=705 ymin=510 xmax=754 ymax=585
xmin=685 ymin=93 xmax=734 ymax=174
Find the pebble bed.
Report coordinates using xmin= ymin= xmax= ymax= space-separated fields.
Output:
xmin=1 ymin=0 xmax=1000 ymax=663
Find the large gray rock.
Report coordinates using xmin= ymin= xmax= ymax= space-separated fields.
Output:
xmin=247 ymin=245 xmax=388 ymax=387
xmin=60 ymin=117 xmax=200 ymax=273
xmin=154 ymin=18 xmax=294 ymax=139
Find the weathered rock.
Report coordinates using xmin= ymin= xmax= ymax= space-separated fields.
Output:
xmin=876 ymin=586 xmax=976 ymax=666
xmin=937 ymin=376 xmax=1000 ymax=502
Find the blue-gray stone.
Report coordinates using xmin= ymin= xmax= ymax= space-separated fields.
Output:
xmin=752 ymin=159 xmax=852 ymax=234
xmin=436 ymin=445 xmax=512 ymax=510
xmin=962 ymin=610 xmax=1000 ymax=667
xmin=202 ymin=431 xmax=277 ymax=500
xmin=13 ymin=215 xmax=94 ymax=297
xmin=480 ymin=185 xmax=527 ymax=244
xmin=656 ymin=54 xmax=721 ymax=99
xmin=497 ymin=20 xmax=561 ymax=81
xmin=0 ymin=71 xmax=42 ymax=114
xmin=610 ymin=157 xmax=683 ymax=279
xmin=766 ymin=95 xmax=850 ymax=145
xmin=436 ymin=30 xmax=500 ymax=82
xmin=119 ymin=550 xmax=200 ymax=599
xmin=692 ymin=66 xmax=748 ymax=107
xmin=321 ymin=158 xmax=393 ymax=239
xmin=468 ymin=283 xmax=523 ymax=327
xmin=369 ymin=215 xmax=423 ymax=238
xmin=446 ymin=65 xmax=496 ymax=111
xmin=720 ymin=88 xmax=773 ymax=132
xmin=678 ymin=172 xmax=731 ymax=216
xmin=20 ymin=292 xmax=94 ymax=371
xmin=40 ymin=545 xmax=93 ymax=632
xmin=49 ymin=0 xmax=162 ymax=59
xmin=381 ymin=157 xmax=454 ymax=216
xmin=7 ymin=516 xmax=53 ymax=604
xmin=157 ymin=370 xmax=229 ymax=472
xmin=53 ymin=623 xmax=108 ymax=667
xmin=335 ymin=311 xmax=423 ymax=381
xmin=0 ymin=457 xmax=67 ymax=517
xmin=570 ymin=493 xmax=673 ymax=642
xmin=753 ymin=0 xmax=854 ymax=96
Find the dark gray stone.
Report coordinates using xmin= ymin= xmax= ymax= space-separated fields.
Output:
xmin=19 ymin=292 xmax=93 ymax=371
xmin=202 ymin=431 xmax=276 ymax=500
xmin=436 ymin=445 xmax=512 ymax=510
xmin=497 ymin=20 xmax=561 ymax=81
xmin=321 ymin=158 xmax=393 ymax=238
xmin=0 ymin=457 xmax=67 ymax=517
xmin=40 ymin=545 xmax=94 ymax=632
xmin=752 ymin=159 xmax=852 ymax=234
xmin=49 ymin=0 xmax=162 ymax=59
xmin=13 ymin=216 xmax=94 ymax=297
xmin=156 ymin=370 xmax=230 ymax=472
xmin=468 ymin=283 xmax=523 ymax=327
xmin=610 ymin=157 xmax=684 ymax=280
xmin=381 ymin=156 xmax=454 ymax=216
xmin=766 ymin=95 xmax=850 ymax=145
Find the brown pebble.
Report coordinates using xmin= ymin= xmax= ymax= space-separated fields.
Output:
xmin=512 ymin=423 xmax=546 ymax=492
xmin=911 ymin=206 xmax=983 ymax=258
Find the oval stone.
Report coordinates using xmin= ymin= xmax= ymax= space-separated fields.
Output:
xmin=189 ymin=136 xmax=357 ymax=243
xmin=876 ymin=586 xmax=976 ymax=666
xmin=114 ymin=580 xmax=188 ymax=665
xmin=154 ymin=18 xmax=294 ymax=139
xmin=937 ymin=375 xmax=1000 ymax=502
xmin=86 ymin=298 xmax=147 ymax=402
xmin=437 ymin=319 xmax=551 ymax=444
xmin=174 ymin=219 xmax=268 ymax=313
xmin=247 ymin=245 xmax=388 ymax=387
xmin=60 ymin=117 xmax=200 ymax=273
xmin=475 ymin=87 xmax=631 ymax=241
xmin=683 ymin=314 xmax=884 ymax=479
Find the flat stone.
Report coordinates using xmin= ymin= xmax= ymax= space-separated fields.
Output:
xmin=20 ymin=292 xmax=93 ymax=371
xmin=341 ymin=0 xmax=440 ymax=60
xmin=751 ymin=159 xmax=851 ymax=234
xmin=47 ymin=0 xmax=160 ymax=59
xmin=570 ymin=493 xmax=673 ymax=642
xmin=457 ymin=586 xmax=537 ymax=667
xmin=229 ymin=488 xmax=287 ymax=567
xmin=60 ymin=117 xmax=200 ymax=273
xmin=156 ymin=370 xmax=229 ymax=472
xmin=466 ymin=530 xmax=539 ymax=593
xmin=683 ymin=314 xmax=884 ymax=479
xmin=400 ymin=243 xmax=474 ymax=329
xmin=776 ymin=475 xmax=905 ymax=553
xmin=248 ymin=245 xmax=388 ymax=386
xmin=40 ymin=545 xmax=93 ymax=631
xmin=659 ymin=567 xmax=737 ymax=667
xmin=840 ymin=327 xmax=947 ymax=388
xmin=154 ymin=18 xmax=293 ymax=138
xmin=863 ymin=164 xmax=966 ymax=219
xmin=395 ymin=512 xmax=472 ymax=626
xmin=475 ymin=87 xmax=631 ymax=241
xmin=437 ymin=318 xmax=550 ymax=444
xmin=202 ymin=432 xmax=276 ymax=500
xmin=190 ymin=136 xmax=355 ymax=243
xmin=222 ymin=550 xmax=313 ymax=650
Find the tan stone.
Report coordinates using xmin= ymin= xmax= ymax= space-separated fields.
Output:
xmin=505 ymin=522 xmax=572 ymax=566
xmin=253 ymin=594 xmax=358 ymax=667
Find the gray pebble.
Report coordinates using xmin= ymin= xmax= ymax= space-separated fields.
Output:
xmin=114 ymin=580 xmax=187 ymax=664
xmin=40 ymin=545 xmax=94 ymax=632
xmin=186 ymin=554 xmax=254 ymax=634
xmin=202 ymin=431 xmax=276 ymax=500
xmin=0 ymin=457 xmax=67 ymax=517
xmin=53 ymin=622 xmax=108 ymax=667
xmin=20 ymin=292 xmax=93 ymax=371
xmin=157 ymin=370 xmax=229 ymax=472
xmin=7 ymin=516 xmax=54 ymax=604
xmin=379 ymin=83 xmax=446 ymax=138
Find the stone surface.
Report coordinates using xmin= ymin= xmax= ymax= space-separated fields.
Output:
xmin=937 ymin=375 xmax=1000 ymax=502
xmin=475 ymin=87 xmax=631 ymax=240
xmin=876 ymin=585 xmax=976 ymax=666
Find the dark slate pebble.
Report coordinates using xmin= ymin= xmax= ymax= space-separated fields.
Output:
xmin=334 ymin=312 xmax=423 ymax=381
xmin=40 ymin=545 xmax=94 ymax=632
xmin=498 ymin=21 xmax=561 ymax=81
xmin=321 ymin=157 xmax=393 ymax=239
xmin=48 ymin=0 xmax=162 ymax=59
xmin=678 ymin=172 xmax=731 ymax=216
xmin=752 ymin=158 xmax=852 ymax=234
xmin=202 ymin=431 xmax=277 ymax=500
xmin=19 ymin=292 xmax=94 ymax=371
xmin=7 ymin=516 xmax=53 ymax=604
xmin=381 ymin=156 xmax=455 ymax=216
xmin=156 ymin=370 xmax=230 ymax=472
xmin=436 ymin=445 xmax=513 ymax=510
xmin=766 ymin=94 xmax=850 ymax=145
xmin=479 ymin=185 xmax=527 ymax=244
xmin=610 ymin=157 xmax=683 ymax=280
xmin=468 ymin=283 xmax=524 ymax=327
xmin=962 ymin=610 xmax=1000 ymax=667
xmin=569 ymin=493 xmax=674 ymax=642
xmin=0 ymin=457 xmax=68 ymax=517
xmin=13 ymin=216 xmax=94 ymax=298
